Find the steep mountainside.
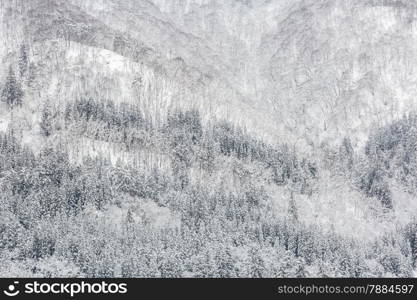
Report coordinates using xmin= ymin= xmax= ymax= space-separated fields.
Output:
xmin=1 ymin=0 xmax=282 ymax=141
xmin=3 ymin=0 xmax=417 ymax=148
xmin=0 ymin=0 xmax=417 ymax=278
xmin=261 ymin=0 xmax=417 ymax=149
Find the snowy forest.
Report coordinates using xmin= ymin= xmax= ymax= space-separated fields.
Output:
xmin=1 ymin=0 xmax=417 ymax=277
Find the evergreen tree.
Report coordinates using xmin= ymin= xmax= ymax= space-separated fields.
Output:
xmin=27 ymin=62 xmax=37 ymax=87
xmin=40 ymin=100 xmax=54 ymax=137
xmin=339 ymin=136 xmax=354 ymax=172
xmin=19 ymin=44 xmax=29 ymax=78
xmin=1 ymin=66 xmax=23 ymax=109
xmin=288 ymin=191 xmax=299 ymax=222
xmin=249 ymin=246 xmax=266 ymax=277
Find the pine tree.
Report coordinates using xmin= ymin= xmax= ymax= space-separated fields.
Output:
xmin=1 ymin=66 xmax=23 ymax=109
xmin=288 ymin=191 xmax=299 ymax=222
xmin=40 ymin=100 xmax=54 ymax=137
xmin=19 ymin=44 xmax=29 ymax=77
xmin=249 ymin=246 xmax=265 ymax=278
xmin=27 ymin=62 xmax=37 ymax=87
xmin=339 ymin=136 xmax=354 ymax=171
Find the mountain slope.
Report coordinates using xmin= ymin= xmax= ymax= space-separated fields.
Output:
xmin=260 ymin=0 xmax=417 ymax=149
xmin=0 ymin=0 xmax=417 ymax=278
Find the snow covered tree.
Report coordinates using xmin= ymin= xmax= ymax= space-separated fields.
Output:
xmin=19 ymin=44 xmax=29 ymax=78
xmin=249 ymin=246 xmax=266 ymax=277
xmin=1 ymin=66 xmax=23 ymax=109
xmin=288 ymin=191 xmax=299 ymax=221
xmin=40 ymin=100 xmax=54 ymax=137
xmin=339 ymin=136 xmax=354 ymax=172
xmin=215 ymin=246 xmax=236 ymax=278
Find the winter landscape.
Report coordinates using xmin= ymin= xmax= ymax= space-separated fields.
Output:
xmin=0 ymin=0 xmax=417 ymax=277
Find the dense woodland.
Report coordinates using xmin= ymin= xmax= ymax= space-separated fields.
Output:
xmin=1 ymin=67 xmax=417 ymax=276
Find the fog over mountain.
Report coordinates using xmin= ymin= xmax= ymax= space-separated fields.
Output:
xmin=0 ymin=0 xmax=417 ymax=277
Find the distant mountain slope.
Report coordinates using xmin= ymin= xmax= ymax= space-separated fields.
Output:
xmin=1 ymin=0 xmax=285 ymax=142
xmin=4 ymin=0 xmax=417 ymax=150
xmin=260 ymin=0 xmax=417 ymax=149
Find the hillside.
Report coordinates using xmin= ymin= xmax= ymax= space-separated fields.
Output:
xmin=261 ymin=0 xmax=417 ymax=149
xmin=0 ymin=0 xmax=416 ymax=277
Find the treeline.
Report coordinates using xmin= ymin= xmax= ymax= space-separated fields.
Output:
xmin=59 ymin=98 xmax=317 ymax=194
